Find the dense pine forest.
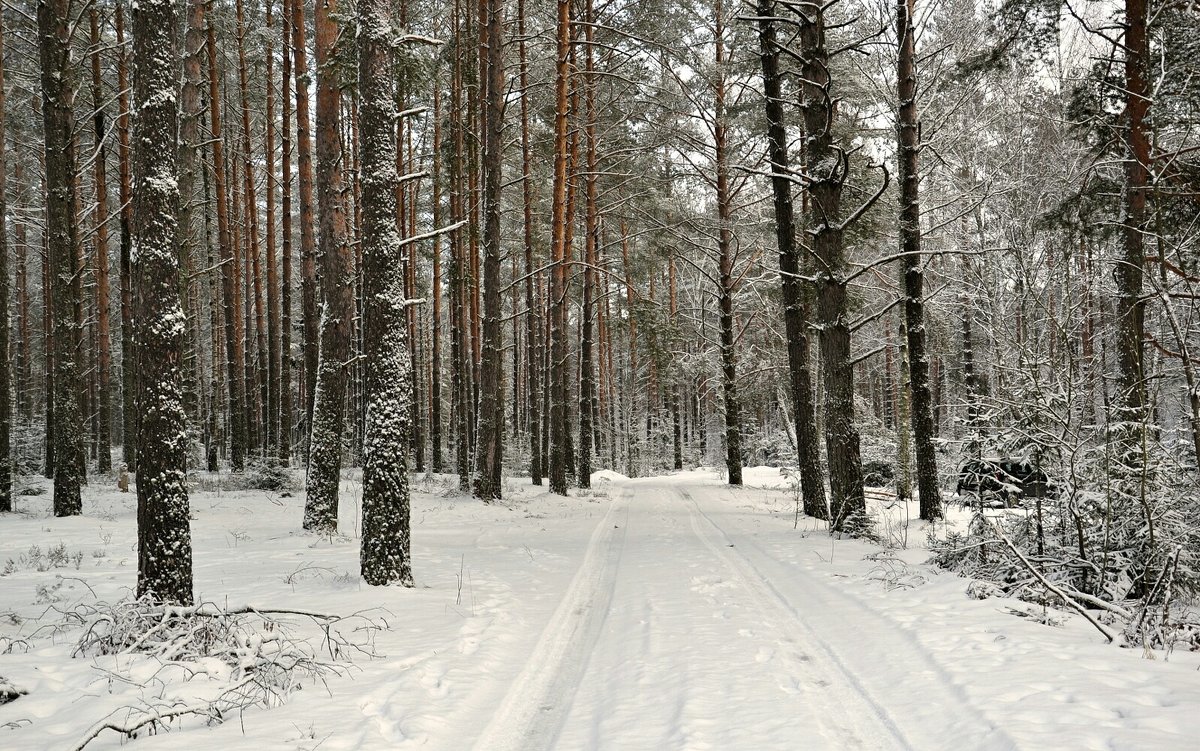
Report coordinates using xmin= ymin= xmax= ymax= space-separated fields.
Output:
xmin=1 ymin=0 xmax=1199 ymax=718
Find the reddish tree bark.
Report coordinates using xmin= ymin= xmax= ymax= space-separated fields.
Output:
xmin=208 ymin=12 xmax=248 ymax=472
xmin=303 ymin=0 xmax=355 ymax=533
xmin=292 ymin=0 xmax=320 ymax=439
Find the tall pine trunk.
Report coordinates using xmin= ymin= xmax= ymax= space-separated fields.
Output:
xmin=177 ymin=0 xmax=206 ymax=464
xmin=39 ymin=0 xmax=83 ymax=516
xmin=518 ymin=0 xmax=541 ymax=485
xmin=236 ymin=0 xmax=267 ymax=454
xmin=473 ymin=0 xmax=505 ymax=500
xmin=620 ymin=223 xmax=639 ymax=477
xmin=1112 ymin=0 xmax=1149 ymax=455
xmin=430 ymin=84 xmax=445 ymax=473
xmin=280 ymin=0 xmax=295 ymax=464
xmin=670 ymin=261 xmax=683 ymax=470
xmin=577 ymin=0 xmax=599 ymax=489
xmin=757 ymin=0 xmax=826 ymax=518
xmin=0 ymin=9 xmax=9 ymax=510
xmin=548 ymin=0 xmax=573 ymax=496
xmin=359 ymin=0 xmax=414 ymax=586
xmin=799 ymin=1 xmax=866 ymax=531
xmin=89 ymin=9 xmax=113 ymax=474
xmin=265 ymin=1 xmax=281 ymax=459
xmin=896 ymin=0 xmax=941 ymax=520
xmin=1111 ymin=0 xmax=1154 ymax=583
xmin=304 ymin=0 xmax=354 ymax=533
xmin=714 ymin=0 xmax=742 ymax=486
xmin=450 ymin=0 xmax=472 ymax=490
xmin=292 ymin=0 xmax=319 ymax=441
xmin=15 ymin=159 xmax=31 ymax=423
xmin=133 ymin=0 xmax=194 ymax=605
xmin=208 ymin=14 xmax=247 ymax=472
xmin=116 ymin=7 xmax=137 ymax=473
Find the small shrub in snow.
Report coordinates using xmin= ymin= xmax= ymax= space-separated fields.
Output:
xmin=47 ymin=543 xmax=69 ymax=568
xmin=1 ymin=544 xmax=84 ymax=576
xmin=194 ymin=462 xmax=297 ymax=494
xmin=1124 ymin=607 xmax=1200 ymax=655
xmin=864 ymin=551 xmax=926 ymax=590
xmin=241 ymin=461 xmax=296 ymax=492
xmin=68 ymin=597 xmax=380 ymax=748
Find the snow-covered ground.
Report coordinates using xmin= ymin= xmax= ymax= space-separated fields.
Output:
xmin=1 ymin=466 xmax=1197 ymax=750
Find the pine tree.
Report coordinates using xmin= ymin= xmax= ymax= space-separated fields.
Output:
xmin=292 ymin=0 xmax=320 ymax=441
xmin=896 ymin=0 xmax=941 ymax=521
xmin=116 ymin=6 xmax=137 ymax=474
xmin=755 ymin=0 xmax=826 ymax=518
xmin=88 ymin=8 xmax=113 ymax=474
xmin=207 ymin=11 xmax=247 ymax=473
xmin=793 ymin=0 xmax=881 ymax=531
xmin=39 ymin=0 xmax=84 ymax=517
xmin=304 ymin=0 xmax=356 ymax=534
xmin=133 ymin=0 xmax=194 ymax=605
xmin=0 ymin=6 xmax=10 ymax=512
xmin=713 ymin=0 xmax=742 ymax=486
xmin=473 ymin=0 xmax=506 ymax=501
xmin=359 ymin=0 xmax=413 ymax=586
xmin=547 ymin=0 xmax=573 ymax=496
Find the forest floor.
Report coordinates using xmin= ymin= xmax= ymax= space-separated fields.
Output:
xmin=0 ymin=466 xmax=1197 ymax=750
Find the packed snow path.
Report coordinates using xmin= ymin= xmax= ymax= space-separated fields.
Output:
xmin=473 ymin=477 xmax=1011 ymax=751
xmin=5 ymin=469 xmax=1195 ymax=750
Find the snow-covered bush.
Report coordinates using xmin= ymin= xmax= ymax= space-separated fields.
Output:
xmin=66 ymin=597 xmax=376 ymax=748
xmin=226 ymin=461 xmax=297 ymax=493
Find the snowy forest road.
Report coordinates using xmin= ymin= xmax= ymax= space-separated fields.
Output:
xmin=470 ymin=477 xmax=1013 ymax=751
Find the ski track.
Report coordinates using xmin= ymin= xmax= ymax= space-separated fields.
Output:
xmin=677 ymin=486 xmax=912 ymax=750
xmin=469 ymin=489 xmax=630 ymax=751
xmin=680 ymin=483 xmax=1015 ymax=751
xmin=474 ymin=477 xmax=1016 ymax=750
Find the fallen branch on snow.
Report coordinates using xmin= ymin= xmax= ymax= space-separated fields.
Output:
xmin=68 ymin=677 xmax=255 ymax=751
xmin=988 ymin=519 xmax=1118 ymax=643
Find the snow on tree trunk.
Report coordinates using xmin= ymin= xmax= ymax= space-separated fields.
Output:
xmin=358 ymin=0 xmax=413 ymax=587
xmin=132 ymin=0 xmax=194 ymax=605
xmin=896 ymin=0 xmax=941 ymax=521
xmin=89 ymin=8 xmax=114 ymax=475
xmin=1109 ymin=0 xmax=1157 ymax=591
xmin=0 ymin=10 xmax=10 ymax=511
xmin=264 ymin=1 xmax=282 ymax=460
xmin=547 ymin=0 xmax=573 ymax=497
xmin=714 ymin=0 xmax=742 ymax=487
xmin=796 ymin=0 xmax=866 ymax=531
xmin=756 ymin=0 xmax=827 ymax=519
xmin=38 ymin=0 xmax=83 ymax=517
xmin=279 ymin=0 xmax=295 ymax=466
xmin=577 ymin=0 xmax=600 ymax=491
xmin=516 ymin=0 xmax=541 ymax=486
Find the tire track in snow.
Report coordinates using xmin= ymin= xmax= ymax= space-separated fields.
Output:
xmin=469 ymin=491 xmax=629 ymax=751
xmin=681 ymin=486 xmax=1015 ymax=751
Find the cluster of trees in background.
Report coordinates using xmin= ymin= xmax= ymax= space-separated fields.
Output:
xmin=0 ymin=0 xmax=1196 ymax=614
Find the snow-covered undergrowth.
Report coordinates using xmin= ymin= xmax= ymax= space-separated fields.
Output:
xmin=0 ymin=466 xmax=1197 ymax=749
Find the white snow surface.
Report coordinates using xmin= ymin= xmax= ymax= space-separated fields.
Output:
xmin=1 ymin=466 xmax=1197 ymax=750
